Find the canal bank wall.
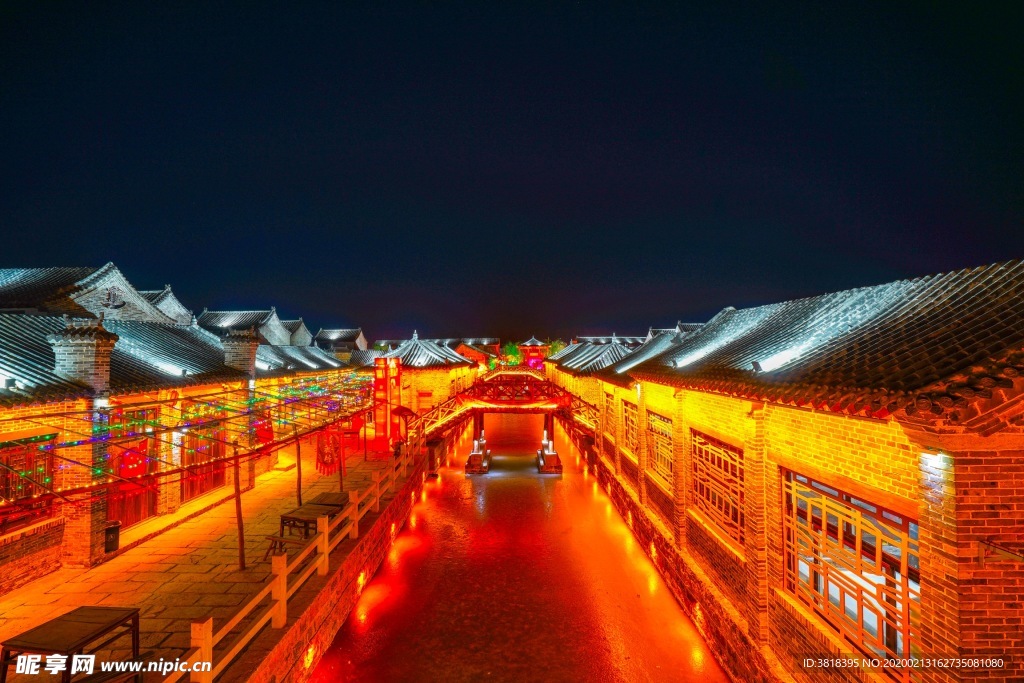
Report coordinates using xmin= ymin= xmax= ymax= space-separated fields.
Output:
xmin=226 ymin=421 xmax=467 ymax=683
xmin=562 ymin=419 xmax=791 ymax=683
xmin=224 ymin=455 xmax=427 ymax=683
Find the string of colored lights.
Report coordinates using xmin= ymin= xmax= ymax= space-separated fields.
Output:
xmin=1 ymin=402 xmax=372 ymax=510
xmin=0 ymin=371 xmax=373 ymax=513
xmin=0 ymin=371 xmax=372 ymax=426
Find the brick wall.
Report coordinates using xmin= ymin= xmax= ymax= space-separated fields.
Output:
xmin=400 ymin=365 xmax=473 ymax=413
xmin=955 ymin=450 xmax=1024 ymax=680
xmin=583 ymin=372 xmax=993 ymax=683
xmin=0 ymin=518 xmax=64 ymax=595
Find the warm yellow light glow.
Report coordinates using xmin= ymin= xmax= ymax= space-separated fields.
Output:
xmin=303 ymin=645 xmax=316 ymax=669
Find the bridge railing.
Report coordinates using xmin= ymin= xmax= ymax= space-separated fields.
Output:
xmin=164 ymin=445 xmax=420 ymax=683
xmin=406 ymin=394 xmax=471 ymax=442
xmin=480 ymin=366 xmax=545 ymax=381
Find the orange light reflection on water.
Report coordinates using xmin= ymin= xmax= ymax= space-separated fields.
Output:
xmin=313 ymin=414 xmax=727 ymax=683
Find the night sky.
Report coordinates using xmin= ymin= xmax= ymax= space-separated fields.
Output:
xmin=2 ymin=3 xmax=1022 ymax=341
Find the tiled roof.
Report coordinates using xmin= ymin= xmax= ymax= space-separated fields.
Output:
xmin=629 ymin=260 xmax=1024 ymax=425
xmin=375 ymin=337 xmax=499 ymax=349
xmin=256 ymin=345 xmax=346 ymax=373
xmin=595 ymin=332 xmax=690 ymax=386
xmin=519 ymin=336 xmax=547 ymax=347
xmin=0 ymin=314 xmax=248 ymax=404
xmin=104 ymin=320 xmax=246 ymax=390
xmin=453 ymin=337 xmax=499 ymax=347
xmin=0 ymin=263 xmax=177 ymax=323
xmin=547 ymin=342 xmax=582 ymax=362
xmin=459 ymin=343 xmax=496 ymax=357
xmin=198 ymin=309 xmax=274 ymax=331
xmin=384 ymin=333 xmax=472 ymax=368
xmin=0 ymin=266 xmax=102 ymax=312
xmin=548 ymin=341 xmax=632 ymax=375
xmin=0 ymin=314 xmax=88 ymax=403
xmin=279 ymin=319 xmax=304 ymax=334
xmin=139 ymin=285 xmax=192 ymax=324
xmin=316 ymin=328 xmax=363 ymax=342
xmin=577 ymin=335 xmax=646 ymax=347
xmin=649 ymin=322 xmax=703 ymax=338
xmin=348 ymin=349 xmax=385 ymax=368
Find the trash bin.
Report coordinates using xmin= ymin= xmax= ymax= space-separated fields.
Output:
xmin=104 ymin=522 xmax=121 ymax=553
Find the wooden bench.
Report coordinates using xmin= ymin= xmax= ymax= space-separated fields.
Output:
xmin=263 ymin=534 xmax=309 ymax=561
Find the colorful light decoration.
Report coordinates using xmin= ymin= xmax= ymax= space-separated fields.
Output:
xmin=0 ymin=371 xmax=372 ymax=518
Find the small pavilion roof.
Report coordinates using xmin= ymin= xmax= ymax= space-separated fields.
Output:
xmin=384 ymin=331 xmax=473 ymax=368
xmin=518 ymin=336 xmax=548 ymax=347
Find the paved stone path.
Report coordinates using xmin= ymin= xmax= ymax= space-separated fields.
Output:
xmin=0 ymin=437 xmax=392 ymax=681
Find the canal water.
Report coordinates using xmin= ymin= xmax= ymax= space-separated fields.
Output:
xmin=311 ymin=414 xmax=728 ymax=683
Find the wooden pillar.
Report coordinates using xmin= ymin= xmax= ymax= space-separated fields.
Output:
xmin=232 ymin=445 xmax=246 ymax=571
xmin=294 ymin=427 xmax=303 ymax=507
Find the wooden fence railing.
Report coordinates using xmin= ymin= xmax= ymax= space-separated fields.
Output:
xmin=165 ymin=446 xmax=420 ymax=683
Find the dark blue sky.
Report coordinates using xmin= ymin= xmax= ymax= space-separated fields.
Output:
xmin=2 ymin=3 xmax=1021 ymax=341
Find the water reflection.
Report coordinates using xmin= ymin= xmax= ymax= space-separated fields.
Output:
xmin=311 ymin=413 xmax=728 ymax=683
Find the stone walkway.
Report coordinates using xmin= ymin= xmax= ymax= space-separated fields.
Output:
xmin=0 ymin=437 xmax=392 ymax=681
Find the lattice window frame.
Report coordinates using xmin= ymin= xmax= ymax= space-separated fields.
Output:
xmin=621 ymin=400 xmax=639 ymax=455
xmin=691 ymin=430 xmax=745 ymax=544
xmin=646 ymin=411 xmax=673 ymax=484
xmin=0 ymin=434 xmax=56 ymax=533
xmin=603 ymin=393 xmax=616 ymax=439
xmin=782 ymin=470 xmax=920 ymax=678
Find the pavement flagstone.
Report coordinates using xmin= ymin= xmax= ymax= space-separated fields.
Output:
xmin=0 ymin=437 xmax=392 ymax=681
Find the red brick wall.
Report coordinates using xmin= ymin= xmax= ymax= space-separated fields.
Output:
xmin=955 ymin=450 xmax=1024 ymax=681
xmin=0 ymin=518 xmax=64 ymax=596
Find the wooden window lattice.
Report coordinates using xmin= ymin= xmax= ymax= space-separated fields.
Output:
xmin=691 ymin=430 xmax=745 ymax=544
xmin=0 ymin=434 xmax=56 ymax=533
xmin=782 ymin=470 xmax=920 ymax=681
xmin=603 ymin=393 xmax=615 ymax=436
xmin=622 ymin=400 xmax=639 ymax=453
xmin=646 ymin=411 xmax=673 ymax=484
xmin=107 ymin=408 xmax=159 ymax=528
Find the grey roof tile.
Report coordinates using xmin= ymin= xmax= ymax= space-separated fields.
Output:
xmin=629 ymin=260 xmax=1024 ymax=421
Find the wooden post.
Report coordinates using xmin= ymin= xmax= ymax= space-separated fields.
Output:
xmin=339 ymin=431 xmax=346 ymax=491
xmin=372 ymin=471 xmax=381 ymax=512
xmin=233 ymin=445 xmax=246 ymax=571
xmin=190 ymin=618 xmax=214 ymax=683
xmin=348 ymin=491 xmax=359 ymax=539
xmin=271 ymin=554 xmax=288 ymax=628
xmin=294 ymin=426 xmax=303 ymax=507
xmin=317 ymin=516 xmax=330 ymax=576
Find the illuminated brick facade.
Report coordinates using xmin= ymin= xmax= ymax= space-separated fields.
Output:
xmin=0 ymin=265 xmax=373 ymax=596
xmin=548 ymin=365 xmax=1024 ymax=683
xmin=547 ymin=260 xmax=1024 ymax=683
